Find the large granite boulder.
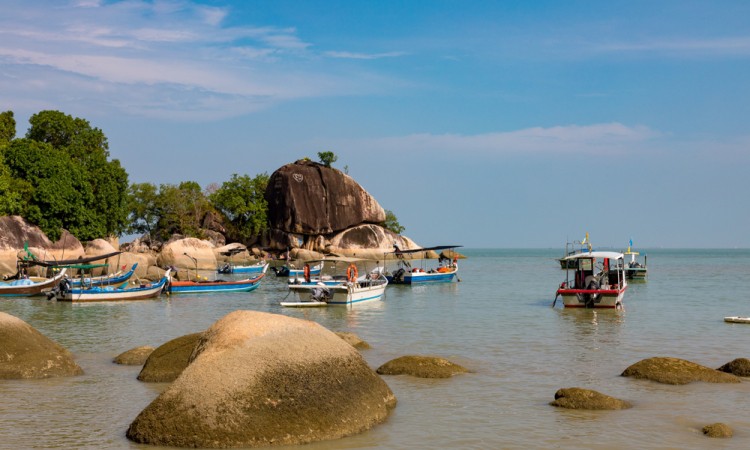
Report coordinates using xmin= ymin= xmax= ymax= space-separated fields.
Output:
xmin=156 ymin=237 xmax=216 ymax=273
xmin=127 ymin=311 xmax=396 ymax=448
xmin=84 ymin=238 xmax=118 ymax=276
xmin=328 ymin=224 xmax=421 ymax=258
xmin=717 ymin=358 xmax=750 ymax=377
xmin=621 ymin=357 xmax=741 ymax=385
xmin=137 ymin=333 xmax=203 ymax=382
xmin=0 ymin=215 xmax=84 ymax=277
xmin=549 ymin=387 xmax=632 ymax=410
xmin=265 ymin=160 xmax=385 ymax=237
xmin=0 ymin=312 xmax=83 ymax=379
xmin=377 ymin=355 xmax=469 ymax=378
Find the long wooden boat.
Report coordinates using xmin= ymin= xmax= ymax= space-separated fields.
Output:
xmin=55 ymin=270 xmax=170 ymax=302
xmin=68 ymin=263 xmax=138 ymax=288
xmin=0 ymin=268 xmax=67 ymax=297
xmin=554 ymin=251 xmax=627 ymax=309
xmin=167 ymin=273 xmax=265 ymax=294
xmin=217 ymin=261 xmax=269 ymax=275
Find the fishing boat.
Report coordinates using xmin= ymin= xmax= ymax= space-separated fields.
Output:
xmin=68 ymin=263 xmax=138 ymax=288
xmin=282 ymin=257 xmax=387 ymax=307
xmin=384 ymin=245 xmax=462 ymax=284
xmin=217 ymin=260 xmax=269 ymax=275
xmin=167 ymin=273 xmax=265 ymax=294
xmin=554 ymin=251 xmax=628 ymax=309
xmin=623 ymin=240 xmax=647 ymax=280
xmin=53 ymin=270 xmax=171 ymax=302
xmin=724 ymin=316 xmax=750 ymax=324
xmin=0 ymin=268 xmax=67 ymax=296
xmin=272 ymin=262 xmax=323 ymax=278
xmin=557 ymin=233 xmax=592 ymax=269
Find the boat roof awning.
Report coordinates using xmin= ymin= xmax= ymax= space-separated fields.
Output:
xmin=304 ymin=256 xmax=377 ymax=264
xmin=561 ymin=251 xmax=624 ymax=261
xmin=18 ymin=251 xmax=122 ymax=267
xmin=388 ymin=245 xmax=463 ymax=255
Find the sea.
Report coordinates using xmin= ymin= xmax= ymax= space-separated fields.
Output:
xmin=2 ymin=248 xmax=750 ymax=450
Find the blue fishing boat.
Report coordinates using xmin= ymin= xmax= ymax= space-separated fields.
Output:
xmin=217 ymin=261 xmax=269 ymax=275
xmin=272 ymin=262 xmax=322 ymax=278
xmin=385 ymin=245 xmax=462 ymax=285
xmin=167 ymin=273 xmax=265 ymax=294
xmin=53 ymin=270 xmax=170 ymax=302
xmin=68 ymin=263 xmax=138 ymax=288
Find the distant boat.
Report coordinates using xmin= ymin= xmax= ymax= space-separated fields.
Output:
xmin=167 ymin=273 xmax=265 ymax=294
xmin=217 ymin=261 xmax=269 ymax=275
xmin=68 ymin=263 xmax=138 ymax=288
xmin=272 ymin=262 xmax=322 ymax=278
xmin=623 ymin=241 xmax=647 ymax=280
xmin=53 ymin=270 xmax=170 ymax=302
xmin=384 ymin=245 xmax=462 ymax=284
xmin=0 ymin=268 xmax=67 ymax=297
xmin=554 ymin=251 xmax=628 ymax=309
xmin=282 ymin=257 xmax=387 ymax=307
xmin=725 ymin=316 xmax=750 ymax=324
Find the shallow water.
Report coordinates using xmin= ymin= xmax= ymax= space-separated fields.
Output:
xmin=2 ymin=249 xmax=750 ymax=449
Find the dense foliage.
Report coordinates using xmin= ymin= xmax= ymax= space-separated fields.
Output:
xmin=382 ymin=209 xmax=405 ymax=234
xmin=209 ymin=173 xmax=269 ymax=244
xmin=317 ymin=151 xmax=338 ymax=167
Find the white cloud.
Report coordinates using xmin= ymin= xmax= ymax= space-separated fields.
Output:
xmin=596 ymin=37 xmax=750 ymax=56
xmin=324 ymin=51 xmax=407 ymax=60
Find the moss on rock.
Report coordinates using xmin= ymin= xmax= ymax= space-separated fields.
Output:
xmin=376 ymin=355 xmax=469 ymax=378
xmin=621 ymin=357 xmax=741 ymax=385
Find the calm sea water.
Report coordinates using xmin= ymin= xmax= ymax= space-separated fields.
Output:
xmin=2 ymin=248 xmax=750 ymax=449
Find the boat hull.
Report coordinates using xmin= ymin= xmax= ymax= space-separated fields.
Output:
xmin=625 ymin=268 xmax=647 ymax=280
xmin=217 ymin=262 xmax=269 ymax=275
xmin=168 ymin=274 xmax=264 ymax=294
xmin=388 ymin=268 xmax=458 ymax=284
xmin=69 ymin=264 xmax=138 ymax=288
xmin=556 ymin=287 xmax=627 ymax=309
xmin=58 ymin=277 xmax=168 ymax=302
xmin=0 ymin=269 xmax=67 ymax=297
xmin=287 ymin=281 xmax=387 ymax=306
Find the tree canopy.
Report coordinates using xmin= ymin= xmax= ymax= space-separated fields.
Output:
xmin=382 ymin=209 xmax=405 ymax=234
xmin=317 ymin=151 xmax=338 ymax=167
xmin=209 ymin=173 xmax=269 ymax=244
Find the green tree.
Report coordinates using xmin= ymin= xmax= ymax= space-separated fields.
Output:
xmin=127 ymin=182 xmax=160 ymax=236
xmin=153 ymin=181 xmax=213 ymax=240
xmin=317 ymin=151 xmax=338 ymax=167
xmin=381 ymin=209 xmax=405 ymax=234
xmin=209 ymin=173 xmax=269 ymax=243
xmin=0 ymin=110 xmax=15 ymax=145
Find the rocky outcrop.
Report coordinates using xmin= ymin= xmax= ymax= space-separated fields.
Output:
xmin=0 ymin=215 xmax=84 ymax=277
xmin=127 ymin=311 xmax=396 ymax=448
xmin=265 ymin=160 xmax=387 ymax=251
xmin=377 ymin=355 xmax=469 ymax=378
xmin=84 ymin=238 xmax=118 ymax=276
xmin=621 ymin=357 xmax=741 ymax=385
xmin=0 ymin=312 xmax=83 ymax=379
xmin=702 ymin=423 xmax=733 ymax=438
xmin=335 ymin=331 xmax=371 ymax=349
xmin=114 ymin=346 xmax=155 ymax=366
xmin=156 ymin=237 xmax=216 ymax=276
xmin=137 ymin=333 xmax=203 ymax=382
xmin=717 ymin=358 xmax=750 ymax=377
xmin=549 ymin=388 xmax=632 ymax=410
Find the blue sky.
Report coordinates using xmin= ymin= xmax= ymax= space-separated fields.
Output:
xmin=2 ymin=0 xmax=749 ymax=248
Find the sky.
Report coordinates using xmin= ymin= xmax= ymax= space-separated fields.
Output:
xmin=1 ymin=0 xmax=749 ymax=248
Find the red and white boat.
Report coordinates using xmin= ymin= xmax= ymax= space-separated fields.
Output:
xmin=554 ymin=251 xmax=627 ymax=309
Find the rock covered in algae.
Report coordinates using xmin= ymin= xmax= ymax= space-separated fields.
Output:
xmin=0 ymin=311 xmax=83 ymax=379
xmin=717 ymin=358 xmax=750 ymax=377
xmin=550 ymin=387 xmax=632 ymax=410
xmin=126 ymin=311 xmax=396 ymax=448
xmin=621 ymin=357 xmax=740 ymax=385
xmin=702 ymin=423 xmax=733 ymax=438
xmin=137 ymin=333 xmax=202 ymax=382
xmin=113 ymin=346 xmax=155 ymax=366
xmin=376 ymin=355 xmax=469 ymax=378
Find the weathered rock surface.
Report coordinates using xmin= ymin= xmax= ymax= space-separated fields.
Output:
xmin=113 ymin=251 xmax=156 ymax=280
xmin=0 ymin=312 xmax=83 ymax=379
xmin=127 ymin=311 xmax=396 ymax=448
xmin=156 ymin=237 xmax=216 ymax=273
xmin=266 ymin=160 xmax=385 ymax=237
xmin=621 ymin=357 xmax=741 ymax=385
xmin=84 ymin=238 xmax=118 ymax=276
xmin=114 ymin=346 xmax=156 ymax=366
xmin=335 ymin=331 xmax=371 ymax=349
xmin=0 ymin=215 xmax=84 ymax=277
xmin=137 ymin=333 xmax=202 ymax=382
xmin=377 ymin=355 xmax=469 ymax=378
xmin=328 ymin=224 xmax=419 ymax=257
xmin=702 ymin=423 xmax=733 ymax=438
xmin=717 ymin=358 xmax=750 ymax=377
xmin=549 ymin=387 xmax=632 ymax=410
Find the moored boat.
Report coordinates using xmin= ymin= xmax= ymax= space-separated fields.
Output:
xmin=724 ymin=316 xmax=750 ymax=324
xmin=54 ymin=270 xmax=170 ymax=302
xmin=217 ymin=261 xmax=269 ymax=275
xmin=68 ymin=263 xmax=138 ymax=288
xmin=384 ymin=245 xmax=462 ymax=284
xmin=0 ymin=268 xmax=67 ymax=297
xmin=167 ymin=273 xmax=265 ymax=294
xmin=624 ymin=240 xmax=647 ymax=280
xmin=272 ymin=262 xmax=322 ymax=278
xmin=554 ymin=251 xmax=627 ymax=309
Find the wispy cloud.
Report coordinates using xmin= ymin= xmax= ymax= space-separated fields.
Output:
xmin=596 ymin=37 xmax=750 ymax=57
xmin=324 ymin=51 xmax=407 ymax=60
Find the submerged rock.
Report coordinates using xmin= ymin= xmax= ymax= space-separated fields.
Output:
xmin=717 ymin=358 xmax=750 ymax=377
xmin=702 ymin=423 xmax=733 ymax=438
xmin=549 ymin=387 xmax=632 ymax=410
xmin=621 ymin=357 xmax=741 ymax=385
xmin=127 ymin=311 xmax=396 ymax=448
xmin=377 ymin=355 xmax=469 ymax=378
xmin=114 ymin=346 xmax=155 ymax=366
xmin=0 ymin=312 xmax=83 ymax=379
xmin=137 ymin=333 xmax=202 ymax=382
xmin=335 ymin=331 xmax=371 ymax=349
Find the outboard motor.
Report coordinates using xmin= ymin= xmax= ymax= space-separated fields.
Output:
xmin=311 ymin=286 xmax=331 ymax=303
xmin=392 ymin=268 xmax=405 ymax=283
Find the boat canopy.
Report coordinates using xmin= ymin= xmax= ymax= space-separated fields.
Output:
xmin=304 ymin=256 xmax=373 ymax=264
xmin=18 ymin=251 xmax=122 ymax=267
xmin=387 ymin=245 xmax=463 ymax=255
xmin=561 ymin=251 xmax=624 ymax=261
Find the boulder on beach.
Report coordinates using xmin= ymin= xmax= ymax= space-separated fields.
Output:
xmin=621 ymin=357 xmax=741 ymax=385
xmin=717 ymin=358 xmax=750 ymax=377
xmin=84 ymin=238 xmax=118 ymax=276
xmin=0 ymin=312 xmax=83 ymax=379
xmin=137 ymin=333 xmax=202 ymax=382
xmin=114 ymin=346 xmax=155 ymax=366
xmin=335 ymin=331 xmax=371 ymax=349
xmin=376 ymin=355 xmax=469 ymax=378
xmin=702 ymin=423 xmax=733 ymax=438
xmin=549 ymin=387 xmax=632 ymax=410
xmin=156 ymin=237 xmax=216 ymax=272
xmin=127 ymin=311 xmax=396 ymax=448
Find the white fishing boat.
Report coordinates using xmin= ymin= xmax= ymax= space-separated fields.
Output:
xmin=384 ymin=245 xmax=462 ymax=284
xmin=623 ymin=240 xmax=647 ymax=280
xmin=282 ymin=257 xmax=387 ymax=307
xmin=53 ymin=270 xmax=171 ymax=302
xmin=724 ymin=316 xmax=750 ymax=324
xmin=554 ymin=251 xmax=627 ymax=309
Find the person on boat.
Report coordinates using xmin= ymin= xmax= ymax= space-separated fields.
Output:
xmin=303 ymin=263 xmax=311 ymax=283
xmin=346 ymin=263 xmax=359 ymax=284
